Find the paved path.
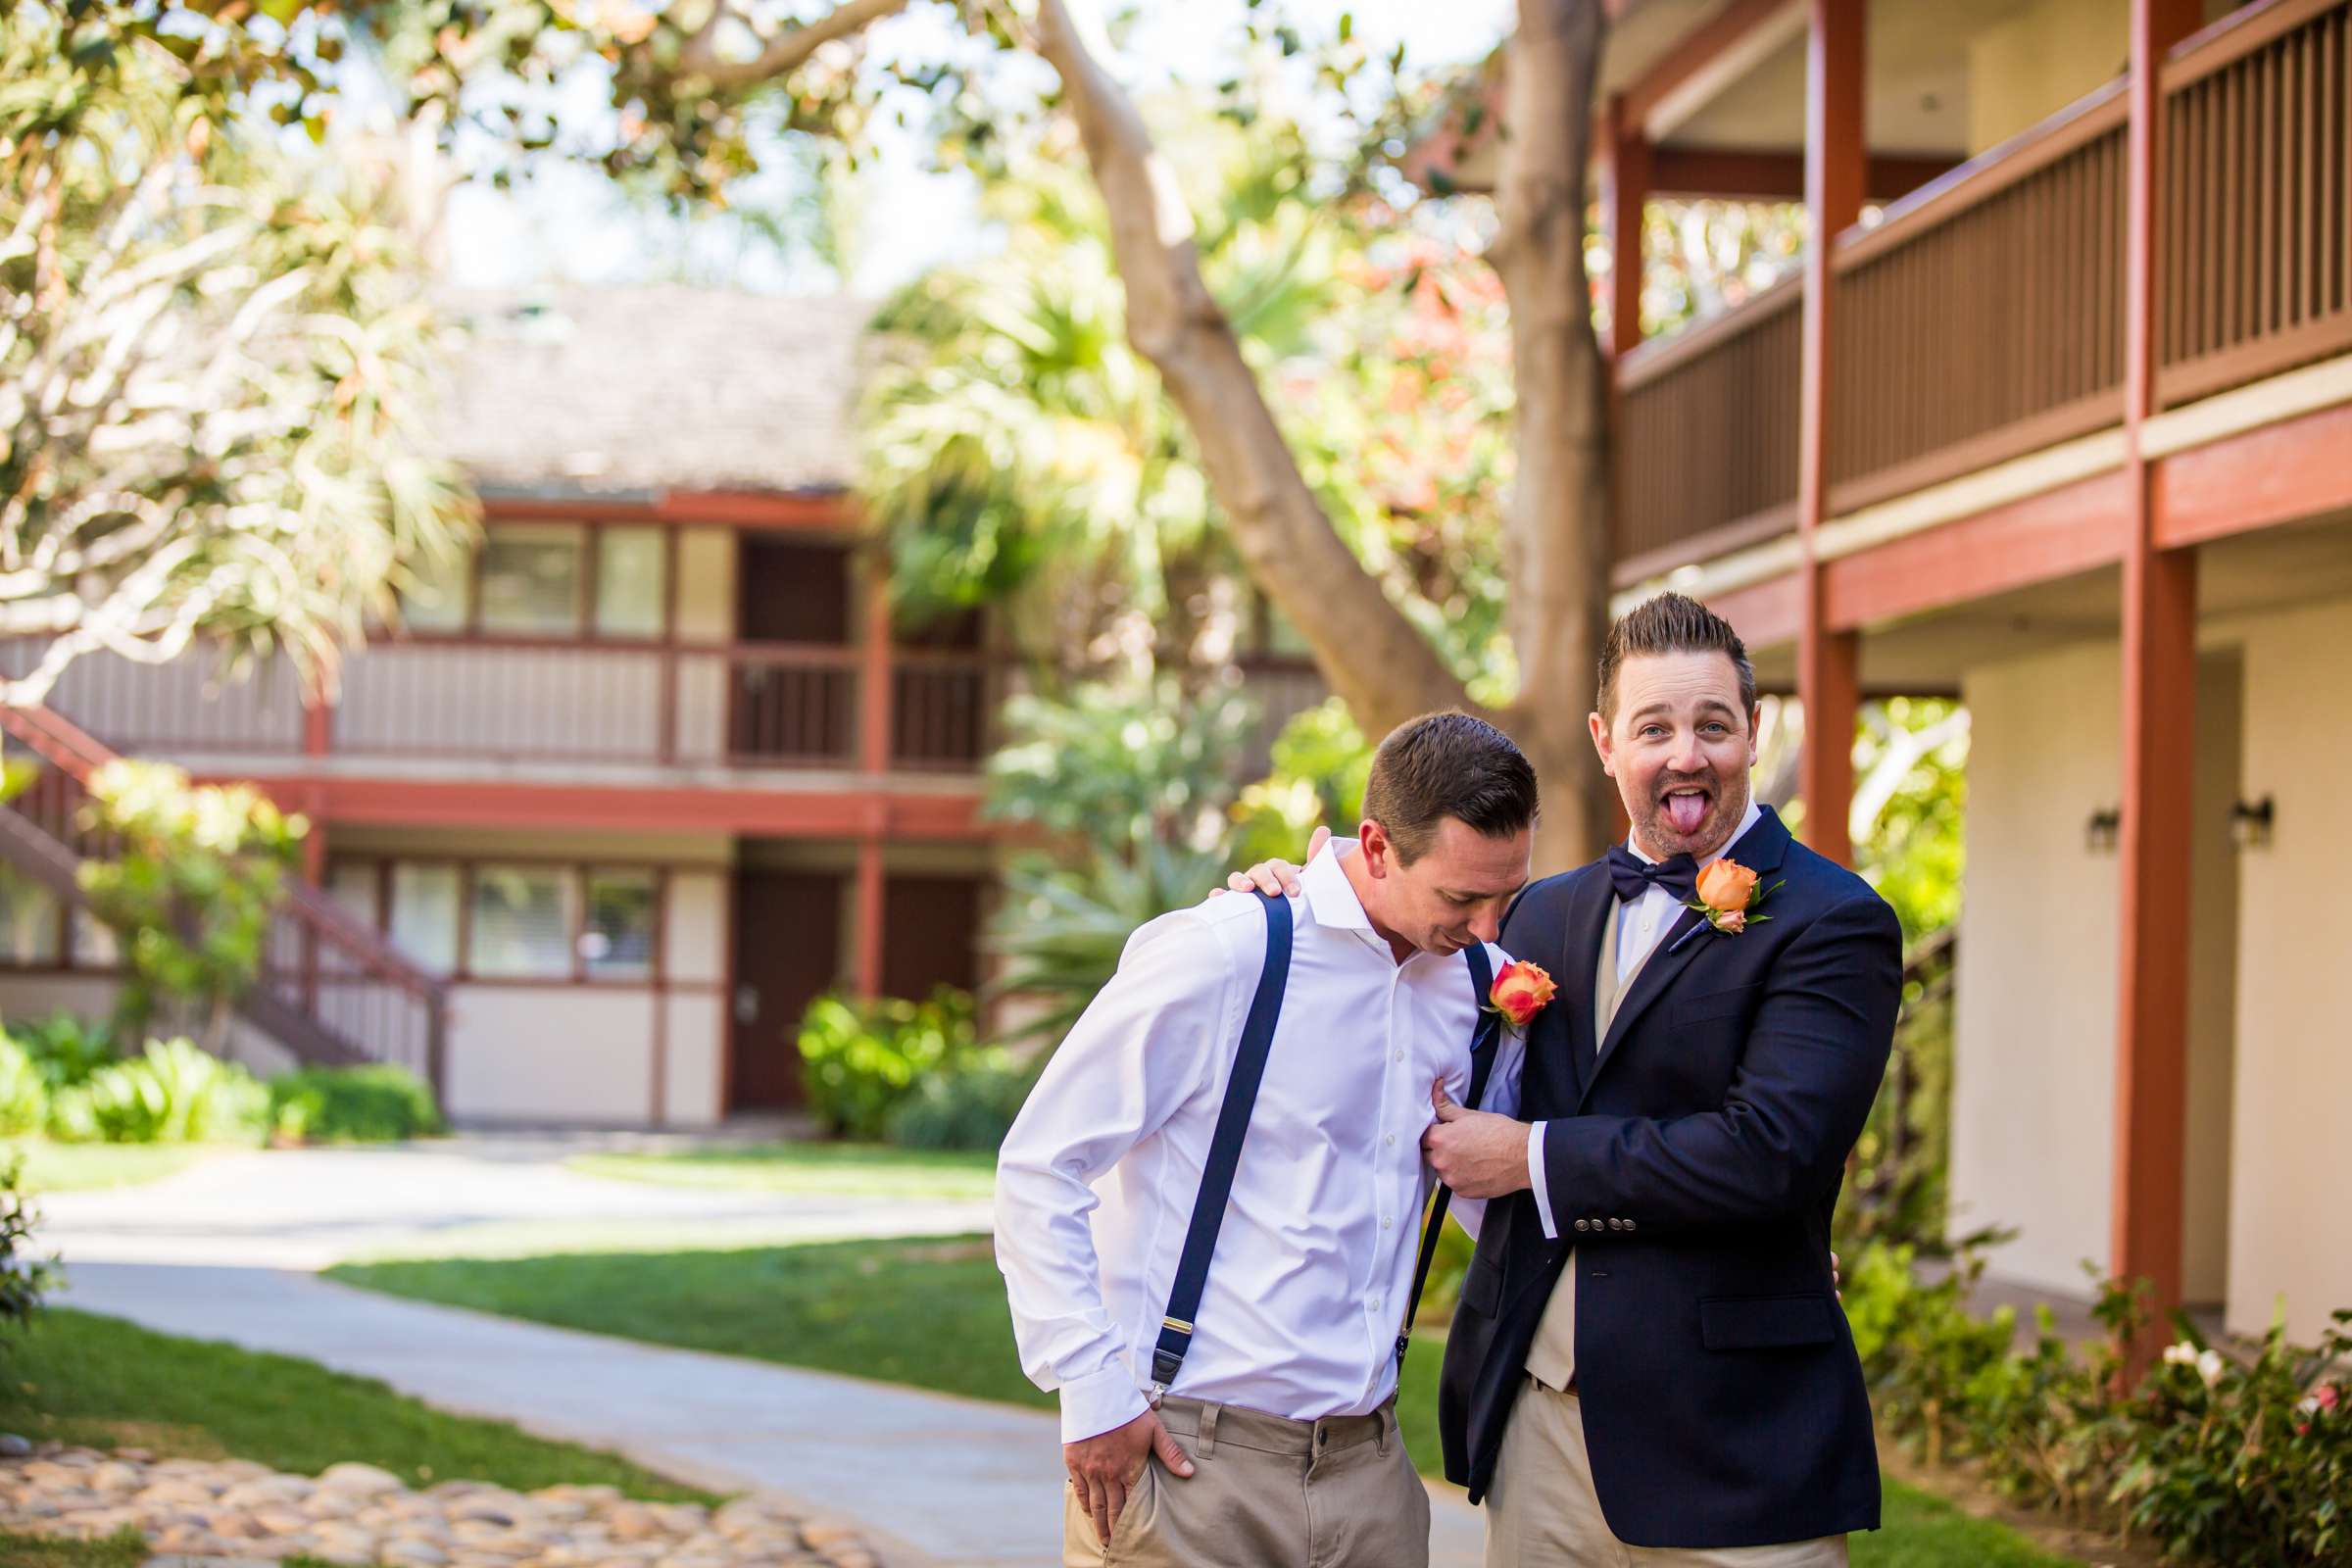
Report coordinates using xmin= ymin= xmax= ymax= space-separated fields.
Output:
xmin=47 ymin=1139 xmax=1492 ymax=1567
xmin=40 ymin=1135 xmax=996 ymax=1268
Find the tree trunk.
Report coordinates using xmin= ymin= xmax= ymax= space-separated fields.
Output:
xmin=1493 ymin=0 xmax=1619 ymax=875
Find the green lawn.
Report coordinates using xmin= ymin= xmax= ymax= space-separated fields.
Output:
xmin=333 ymin=1236 xmax=2083 ymax=1566
xmin=0 ymin=1140 xmax=218 ymax=1193
xmin=0 ymin=1529 xmax=151 ymax=1568
xmin=0 ymin=1307 xmax=716 ymax=1504
xmin=567 ymin=1141 xmax=997 ymax=1201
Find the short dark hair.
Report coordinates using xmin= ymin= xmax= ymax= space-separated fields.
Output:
xmin=1597 ymin=592 xmax=1756 ymax=721
xmin=1359 ymin=711 xmax=1539 ymax=865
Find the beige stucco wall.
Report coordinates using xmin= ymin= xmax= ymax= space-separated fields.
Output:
xmin=2221 ymin=594 xmax=2352 ymax=1342
xmin=1951 ymin=640 xmax=2123 ymax=1295
xmin=666 ymin=869 xmax=728 ymax=984
xmin=442 ymin=985 xmax=658 ymax=1124
xmin=662 ymin=991 xmax=726 ymax=1126
xmin=1953 ymin=638 xmax=2244 ymax=1302
xmin=1964 ymin=0 xmax=2126 ymax=156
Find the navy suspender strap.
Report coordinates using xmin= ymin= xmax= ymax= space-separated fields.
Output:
xmin=1396 ymin=943 xmax=1500 ymax=1368
xmin=1148 ymin=890 xmax=1294 ymax=1399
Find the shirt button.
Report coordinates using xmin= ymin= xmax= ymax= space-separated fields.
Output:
xmin=1384 ymin=1132 xmax=1396 ymax=1147
xmin=1394 ymin=1050 xmax=1404 ymax=1063
xmin=1381 ymin=1215 xmax=1393 ymax=1230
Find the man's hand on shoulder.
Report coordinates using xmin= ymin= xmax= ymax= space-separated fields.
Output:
xmin=1423 ymin=1081 xmax=1534 ymax=1200
xmin=1211 ymin=825 xmax=1332 ymax=899
xmin=1065 ymin=1406 xmax=1194 ymax=1545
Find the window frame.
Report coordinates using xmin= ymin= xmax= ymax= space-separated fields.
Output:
xmin=329 ymin=856 xmax=673 ymax=987
xmin=401 ymin=519 xmax=678 ymax=647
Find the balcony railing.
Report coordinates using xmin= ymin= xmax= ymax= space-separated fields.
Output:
xmin=1830 ymin=79 xmax=2129 ymax=512
xmin=1615 ymin=277 xmax=1802 ymax=579
xmin=3 ymin=637 xmax=994 ymax=773
xmin=2159 ymin=0 xmax=2352 ymax=405
xmin=1609 ymin=0 xmax=2352 ymax=577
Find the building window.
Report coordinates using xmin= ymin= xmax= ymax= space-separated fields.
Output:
xmin=478 ymin=522 xmax=586 ymax=635
xmin=594 ymin=527 xmax=666 ymax=639
xmin=581 ymin=869 xmax=657 ymax=980
xmin=0 ymin=864 xmax=59 ymax=965
xmin=71 ymin=907 xmax=118 ymax=969
xmin=401 ymin=549 xmax=473 ymax=633
xmin=468 ymin=864 xmax=575 ymax=979
xmin=389 ymin=864 xmax=462 ymax=973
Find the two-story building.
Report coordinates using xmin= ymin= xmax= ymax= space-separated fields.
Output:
xmin=1417 ymin=0 xmax=2352 ymax=1345
xmin=0 ymin=286 xmax=1006 ymax=1129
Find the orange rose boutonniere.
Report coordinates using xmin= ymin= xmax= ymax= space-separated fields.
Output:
xmin=1687 ymin=858 xmax=1781 ymax=936
xmin=1486 ymin=959 xmax=1556 ymax=1034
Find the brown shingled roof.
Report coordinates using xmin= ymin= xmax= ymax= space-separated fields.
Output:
xmin=436 ymin=285 xmax=869 ymax=498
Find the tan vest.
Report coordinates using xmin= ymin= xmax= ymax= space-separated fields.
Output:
xmin=1523 ymin=903 xmax=1658 ymax=1391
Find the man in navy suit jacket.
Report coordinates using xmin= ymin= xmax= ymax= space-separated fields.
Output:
xmin=1417 ymin=593 xmax=1902 ymax=1562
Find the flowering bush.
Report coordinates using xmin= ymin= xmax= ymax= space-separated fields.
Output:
xmin=1845 ymin=1240 xmax=2352 ymax=1564
xmin=2115 ymin=1312 xmax=2352 ymax=1566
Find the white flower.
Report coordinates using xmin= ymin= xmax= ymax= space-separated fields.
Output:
xmin=2163 ymin=1342 xmax=2200 ymax=1368
xmin=2300 ymin=1396 xmax=2324 ymax=1417
xmin=2196 ymin=1348 xmax=2226 ymax=1388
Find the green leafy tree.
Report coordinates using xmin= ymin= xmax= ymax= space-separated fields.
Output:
xmin=74 ymin=760 xmax=306 ymax=1054
xmin=50 ymin=0 xmax=1628 ymax=869
xmin=0 ymin=4 xmax=472 ymax=706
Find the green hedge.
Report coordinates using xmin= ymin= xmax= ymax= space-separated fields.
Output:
xmin=268 ymin=1063 xmax=443 ymax=1143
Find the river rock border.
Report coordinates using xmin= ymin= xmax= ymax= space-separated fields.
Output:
xmin=0 ymin=1443 xmax=883 ymax=1568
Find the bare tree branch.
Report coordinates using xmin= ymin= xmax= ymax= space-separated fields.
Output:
xmin=1026 ymin=0 xmax=1478 ymax=740
xmin=674 ymin=0 xmax=917 ymax=90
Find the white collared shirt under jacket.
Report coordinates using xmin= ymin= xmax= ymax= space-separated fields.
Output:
xmin=995 ymin=841 xmax=1524 ymax=1444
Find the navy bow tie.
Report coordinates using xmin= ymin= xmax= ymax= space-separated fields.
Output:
xmin=1606 ymin=845 xmax=1698 ymax=906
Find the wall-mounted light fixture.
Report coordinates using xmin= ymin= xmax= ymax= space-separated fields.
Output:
xmin=2085 ymin=808 xmax=2121 ymax=855
xmin=2230 ymin=796 xmax=2275 ymax=850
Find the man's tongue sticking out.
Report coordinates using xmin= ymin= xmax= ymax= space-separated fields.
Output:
xmin=1664 ymin=787 xmax=1710 ymax=838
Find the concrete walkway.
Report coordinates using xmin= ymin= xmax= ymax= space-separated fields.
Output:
xmin=40 ymin=1135 xmax=996 ymax=1268
xmin=46 ymin=1139 xmax=1491 ymax=1567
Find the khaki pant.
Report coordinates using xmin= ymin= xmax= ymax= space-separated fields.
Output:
xmin=1486 ymin=1379 xmax=1846 ymax=1568
xmin=1063 ymin=1396 xmax=1430 ymax=1568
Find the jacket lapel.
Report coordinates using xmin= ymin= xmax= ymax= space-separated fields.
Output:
xmin=1578 ymin=807 xmax=1795 ymax=1110
xmin=1557 ymin=862 xmax=1614 ymax=1102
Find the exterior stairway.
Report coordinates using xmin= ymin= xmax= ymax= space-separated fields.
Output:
xmin=0 ymin=702 xmax=449 ymax=1094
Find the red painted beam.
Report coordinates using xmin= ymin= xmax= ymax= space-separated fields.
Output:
xmin=2110 ymin=0 xmax=2207 ymax=1365
xmin=1705 ymin=571 xmax=1803 ymax=651
xmin=1820 ymin=471 xmax=2131 ymax=630
xmin=2153 ymin=401 xmax=2352 ymax=548
xmin=1622 ymin=0 xmax=1798 ymax=130
xmin=1794 ymin=0 xmax=1866 ymax=868
xmin=1650 ymin=146 xmax=1961 ymax=203
xmin=478 ymin=490 xmax=854 ymax=531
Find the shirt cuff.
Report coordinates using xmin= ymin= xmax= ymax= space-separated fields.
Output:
xmin=1528 ymin=1121 xmax=1556 ymax=1240
xmin=1057 ymin=1361 xmax=1152 ymax=1445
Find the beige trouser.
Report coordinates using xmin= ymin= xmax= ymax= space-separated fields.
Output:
xmin=1485 ymin=1379 xmax=1847 ymax=1568
xmin=1063 ymin=1396 xmax=1430 ymax=1568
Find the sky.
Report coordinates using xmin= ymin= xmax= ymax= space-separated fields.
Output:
xmin=439 ymin=0 xmax=1515 ymax=300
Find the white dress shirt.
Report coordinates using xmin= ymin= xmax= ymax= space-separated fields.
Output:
xmin=1528 ymin=797 xmax=1763 ymax=1238
xmin=995 ymin=839 xmax=1523 ymax=1443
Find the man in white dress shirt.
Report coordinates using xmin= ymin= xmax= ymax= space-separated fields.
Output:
xmin=995 ymin=712 xmax=1543 ymax=1567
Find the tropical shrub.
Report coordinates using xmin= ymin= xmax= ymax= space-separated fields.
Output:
xmin=45 ymin=1038 xmax=268 ymax=1146
xmin=0 ymin=1040 xmax=46 ymax=1138
xmin=269 ymin=1064 xmax=443 ymax=1144
xmin=75 ymin=760 xmax=306 ymax=1053
xmin=798 ymin=989 xmax=983 ymax=1141
xmin=883 ymin=1054 xmax=1033 ymax=1152
xmin=1229 ymin=699 xmax=1372 ymax=869
xmin=7 ymin=1012 xmax=120 ymax=1089
xmin=0 ymin=1157 xmax=53 ymax=1352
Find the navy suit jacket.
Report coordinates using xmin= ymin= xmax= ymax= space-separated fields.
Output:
xmin=1438 ymin=806 xmax=1901 ymax=1548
